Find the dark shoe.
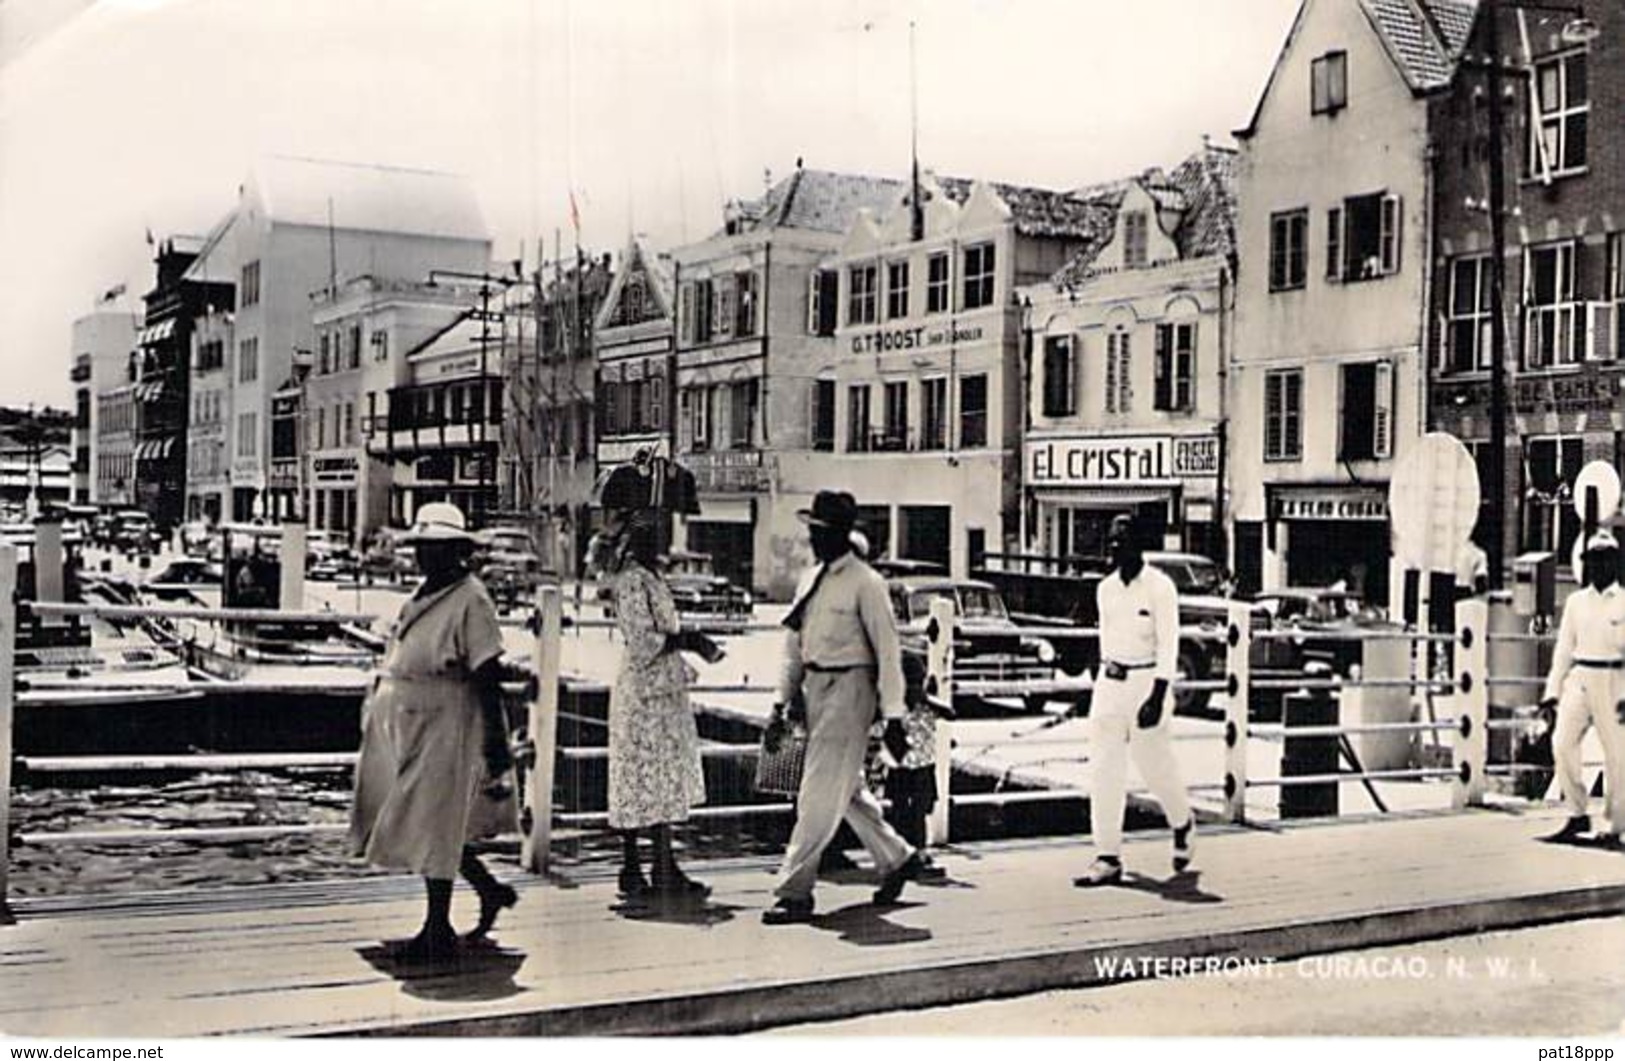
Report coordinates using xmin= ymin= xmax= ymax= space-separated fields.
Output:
xmin=617 ymin=866 xmax=651 ymax=898
xmin=762 ymin=898 xmax=815 ymax=925
xmin=1594 ymin=832 xmax=1621 ymax=850
xmin=873 ymin=852 xmax=924 ymax=905
xmin=390 ymin=927 xmax=459 ymax=964
xmin=466 ymin=882 xmax=519 ymax=942
xmin=1172 ymin=818 xmax=1196 ymax=872
xmin=1073 ymin=856 xmax=1123 ymax=887
xmin=650 ymin=867 xmax=712 ymax=900
xmin=1543 ymin=815 xmax=1591 ymax=843
xmin=917 ymin=855 xmax=948 ymax=882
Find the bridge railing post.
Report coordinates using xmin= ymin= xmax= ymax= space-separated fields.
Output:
xmin=925 ymin=596 xmax=955 ymax=847
xmin=1224 ymin=602 xmax=1252 ymax=825
xmin=1 ymin=542 xmax=17 ymax=923
xmin=522 ymin=585 xmax=562 ymax=874
xmin=1454 ymin=597 xmax=1489 ymax=809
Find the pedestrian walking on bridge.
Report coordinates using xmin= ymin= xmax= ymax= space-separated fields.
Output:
xmin=1539 ymin=530 xmax=1625 ymax=846
xmin=1075 ymin=514 xmax=1194 ymax=886
xmin=762 ymin=490 xmax=921 ymax=924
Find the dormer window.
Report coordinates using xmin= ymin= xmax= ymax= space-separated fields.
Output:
xmin=1312 ymin=51 xmax=1347 ymax=115
xmin=1123 ymin=211 xmax=1148 ymax=269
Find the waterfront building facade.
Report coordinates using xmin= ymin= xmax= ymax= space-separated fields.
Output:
xmin=1426 ymin=0 xmax=1623 ymax=577
xmin=181 ymin=156 xmax=490 ymax=522
xmin=70 ymin=305 xmax=139 ymax=505
xmin=812 ymin=173 xmax=1102 ymax=578
xmin=1020 ymin=146 xmax=1238 ymax=566
xmin=1230 ymin=0 xmax=1472 ymax=606
xmin=672 ymin=166 xmax=902 ymax=596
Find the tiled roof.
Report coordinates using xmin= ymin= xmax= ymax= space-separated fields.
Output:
xmin=1361 ymin=0 xmax=1478 ymax=92
xmin=744 ymin=168 xmax=904 ymax=234
xmin=1169 ymin=142 xmax=1239 ymax=260
xmin=934 ymin=176 xmax=1118 ymax=241
xmin=1048 ymin=142 xmax=1239 ymax=289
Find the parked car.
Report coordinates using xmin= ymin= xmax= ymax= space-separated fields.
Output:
xmin=887 ymin=575 xmax=1061 ymax=713
xmin=304 ymin=531 xmax=358 ymax=581
xmin=475 ymin=526 xmax=552 ymax=610
xmin=1248 ymin=586 xmax=1396 ymax=675
xmin=664 ymin=550 xmax=753 ymax=632
xmin=361 ymin=531 xmax=415 ymax=584
xmin=973 ymin=551 xmax=1286 ymax=717
xmin=113 ymin=511 xmax=158 ymax=553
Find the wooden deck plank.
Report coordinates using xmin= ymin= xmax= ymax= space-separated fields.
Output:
xmin=2 ymin=807 xmax=1623 ymax=1037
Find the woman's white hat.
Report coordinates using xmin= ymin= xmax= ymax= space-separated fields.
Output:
xmin=402 ymin=502 xmax=476 ymax=543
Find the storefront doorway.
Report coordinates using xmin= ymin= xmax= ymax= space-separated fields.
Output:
xmin=686 ymin=520 xmax=754 ymax=589
xmin=1284 ymin=519 xmax=1390 ymax=605
xmin=899 ymin=505 xmax=950 ymax=570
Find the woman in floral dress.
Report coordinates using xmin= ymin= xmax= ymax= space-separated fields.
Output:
xmin=604 ymin=514 xmax=711 ymax=899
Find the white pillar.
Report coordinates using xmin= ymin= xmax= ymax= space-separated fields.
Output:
xmin=278 ymin=522 xmax=306 ymax=611
xmin=34 ymin=519 xmax=64 ymax=604
xmin=1454 ymin=598 xmax=1489 ymax=809
xmin=523 ymin=586 xmax=563 ymax=874
xmin=1224 ymin=602 xmax=1252 ymax=824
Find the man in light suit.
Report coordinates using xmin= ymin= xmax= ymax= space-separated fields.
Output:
xmin=763 ymin=490 xmax=920 ymax=924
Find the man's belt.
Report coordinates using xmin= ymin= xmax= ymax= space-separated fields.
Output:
xmin=1102 ymin=659 xmax=1155 ymax=681
xmin=1574 ymin=659 xmax=1623 ymax=669
xmin=804 ymin=661 xmax=875 ymax=673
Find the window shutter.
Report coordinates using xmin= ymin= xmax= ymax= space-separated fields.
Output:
xmin=681 ymin=283 xmax=695 ymax=345
xmin=1327 ymin=207 xmax=1343 ymax=282
xmin=1373 ymin=361 xmax=1394 ymax=459
xmin=1177 ymin=323 xmax=1196 ymax=411
xmin=1380 ymin=195 xmax=1402 ymax=275
xmin=1119 ymin=339 xmax=1133 ymax=414
xmin=807 ymin=273 xmax=820 ymax=334
xmin=714 ymin=275 xmax=733 ymax=337
xmin=1154 ymin=324 xmax=1172 ymax=411
xmin=1105 ymin=335 xmax=1118 ymax=414
xmin=1265 ymin=374 xmax=1281 ymax=458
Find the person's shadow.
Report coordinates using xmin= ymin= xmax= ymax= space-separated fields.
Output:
xmin=357 ymin=940 xmax=529 ymax=1002
xmin=610 ymin=893 xmax=742 ymax=928
xmin=807 ymin=902 xmax=934 ymax=946
xmin=1085 ymin=870 xmax=1224 ymax=905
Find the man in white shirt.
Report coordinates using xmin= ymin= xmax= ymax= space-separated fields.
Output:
xmin=1076 ymin=514 xmax=1194 ymax=886
xmin=1539 ymin=530 xmax=1625 ymax=845
xmin=762 ymin=490 xmax=920 ymax=924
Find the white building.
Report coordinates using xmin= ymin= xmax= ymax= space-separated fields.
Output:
xmin=181 ymin=156 xmax=491 ymax=522
xmin=1020 ymin=145 xmax=1238 ymax=563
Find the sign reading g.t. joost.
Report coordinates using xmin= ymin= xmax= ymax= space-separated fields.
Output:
xmin=1026 ymin=435 xmax=1219 ymax=487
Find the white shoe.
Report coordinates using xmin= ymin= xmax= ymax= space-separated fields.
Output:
xmin=1172 ymin=818 xmax=1195 ymax=872
xmin=1073 ymin=856 xmax=1123 ymax=887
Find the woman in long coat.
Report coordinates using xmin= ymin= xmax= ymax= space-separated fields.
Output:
xmin=603 ymin=514 xmax=711 ymax=898
xmin=350 ymin=502 xmax=518 ymax=962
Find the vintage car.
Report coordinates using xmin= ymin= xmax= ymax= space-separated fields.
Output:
xmin=1248 ymin=586 xmax=1396 ymax=675
xmin=664 ymin=550 xmax=753 ymax=632
xmin=887 ymin=575 xmax=1062 ymax=713
xmin=475 ymin=526 xmax=552 ymax=609
xmin=360 ymin=529 xmax=415 ymax=584
xmin=304 ymin=531 xmax=359 ymax=581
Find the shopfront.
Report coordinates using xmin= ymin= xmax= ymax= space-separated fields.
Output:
xmin=1267 ymin=484 xmax=1392 ymax=605
xmin=682 ymin=452 xmax=764 ymax=589
xmin=1025 ymin=432 xmax=1220 ymax=562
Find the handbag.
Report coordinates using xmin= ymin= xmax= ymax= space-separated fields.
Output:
xmin=754 ymin=721 xmax=808 ymax=796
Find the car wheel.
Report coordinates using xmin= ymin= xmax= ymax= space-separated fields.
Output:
xmin=1174 ymin=645 xmax=1212 ymax=717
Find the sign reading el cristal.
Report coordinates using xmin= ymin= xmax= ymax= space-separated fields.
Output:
xmin=1026 ymin=435 xmax=1219 ymax=485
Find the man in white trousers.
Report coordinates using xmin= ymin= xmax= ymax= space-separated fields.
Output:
xmin=762 ymin=490 xmax=920 ymax=924
xmin=1539 ymin=530 xmax=1625 ymax=846
xmin=1076 ymin=514 xmax=1195 ymax=886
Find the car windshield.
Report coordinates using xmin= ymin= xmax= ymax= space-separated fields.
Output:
xmin=908 ymin=586 xmax=1008 ymax=621
xmin=1154 ymin=557 xmax=1225 ymax=595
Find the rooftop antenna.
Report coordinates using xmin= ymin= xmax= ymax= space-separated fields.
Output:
xmin=327 ymin=197 xmax=338 ymax=296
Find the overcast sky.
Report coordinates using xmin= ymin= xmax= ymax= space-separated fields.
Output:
xmin=0 ymin=0 xmax=1301 ymax=409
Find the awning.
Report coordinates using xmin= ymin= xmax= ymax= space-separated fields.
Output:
xmin=1033 ymin=486 xmax=1177 ymax=509
xmin=138 ymin=319 xmax=176 ymax=346
xmin=139 ymin=380 xmax=166 ymax=403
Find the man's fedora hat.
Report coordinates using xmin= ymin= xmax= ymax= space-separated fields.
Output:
xmin=798 ymin=490 xmax=859 ymax=533
xmin=1585 ymin=529 xmax=1619 ymax=553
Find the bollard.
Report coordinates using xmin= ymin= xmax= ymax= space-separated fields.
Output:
xmin=1281 ymin=660 xmax=1339 ymax=819
xmin=1224 ymin=602 xmax=1252 ymax=825
xmin=279 ymin=522 xmax=307 ymax=611
xmin=523 ymin=585 xmax=563 ymax=874
xmin=1453 ymin=598 xmax=1489 ymax=809
xmin=925 ymin=596 xmax=955 ymax=846
xmin=0 ymin=542 xmax=17 ymax=922
xmin=33 ymin=520 xmax=63 ymax=607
